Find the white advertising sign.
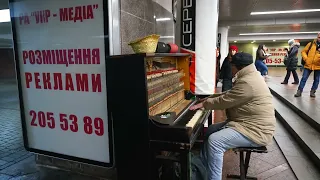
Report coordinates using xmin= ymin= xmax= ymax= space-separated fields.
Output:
xmin=264 ymin=47 xmax=287 ymax=66
xmin=252 ymin=46 xmax=304 ymax=66
xmin=10 ymin=0 xmax=113 ymax=166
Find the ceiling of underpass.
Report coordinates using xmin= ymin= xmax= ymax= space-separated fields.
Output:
xmin=219 ymin=0 xmax=320 ymax=42
xmin=0 ymin=0 xmax=319 ymax=47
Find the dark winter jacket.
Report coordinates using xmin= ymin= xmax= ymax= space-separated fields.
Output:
xmin=219 ymin=56 xmax=232 ymax=80
xmin=216 ymin=55 xmax=221 ymax=85
xmin=285 ymin=42 xmax=300 ymax=70
xmin=256 ymin=49 xmax=268 ymax=61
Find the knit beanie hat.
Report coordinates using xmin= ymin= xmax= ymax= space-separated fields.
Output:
xmin=229 ymin=45 xmax=238 ymax=52
xmin=231 ymin=52 xmax=253 ymax=67
xmin=288 ymin=39 xmax=295 ymax=46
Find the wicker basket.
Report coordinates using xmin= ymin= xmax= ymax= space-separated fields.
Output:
xmin=128 ymin=34 xmax=160 ymax=53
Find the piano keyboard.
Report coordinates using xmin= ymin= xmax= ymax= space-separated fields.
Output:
xmin=186 ymin=109 xmax=203 ymax=128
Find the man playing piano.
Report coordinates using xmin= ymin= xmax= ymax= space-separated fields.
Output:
xmin=189 ymin=52 xmax=276 ymax=180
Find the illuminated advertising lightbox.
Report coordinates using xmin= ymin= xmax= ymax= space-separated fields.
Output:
xmin=9 ymin=0 xmax=113 ymax=167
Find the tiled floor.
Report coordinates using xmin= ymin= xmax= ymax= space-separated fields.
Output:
xmin=0 ymin=80 xmax=33 ymax=171
xmin=0 ymin=79 xmax=101 ymax=180
xmin=1 ymin=76 xmax=298 ymax=180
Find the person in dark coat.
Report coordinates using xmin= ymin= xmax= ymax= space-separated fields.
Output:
xmin=216 ymin=48 xmax=221 ymax=87
xmin=219 ymin=45 xmax=238 ymax=91
xmin=281 ymin=39 xmax=300 ymax=84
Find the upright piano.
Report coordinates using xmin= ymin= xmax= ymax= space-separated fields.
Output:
xmin=106 ymin=53 xmax=212 ymax=180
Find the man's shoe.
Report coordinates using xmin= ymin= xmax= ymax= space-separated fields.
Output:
xmin=292 ymin=82 xmax=299 ymax=84
xmin=310 ymin=90 xmax=316 ymax=98
xmin=294 ymin=90 xmax=302 ymax=97
xmin=281 ymin=82 xmax=288 ymax=84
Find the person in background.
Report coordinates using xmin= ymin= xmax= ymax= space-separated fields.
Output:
xmin=189 ymin=52 xmax=276 ymax=180
xmin=216 ymin=48 xmax=221 ymax=87
xmin=295 ymin=33 xmax=320 ymax=98
xmin=219 ymin=45 xmax=238 ymax=91
xmin=281 ymin=39 xmax=299 ymax=84
xmin=255 ymin=44 xmax=271 ymax=79
xmin=283 ymin=48 xmax=289 ymax=61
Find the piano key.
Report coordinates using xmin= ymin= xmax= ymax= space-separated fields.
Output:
xmin=186 ymin=110 xmax=203 ymax=128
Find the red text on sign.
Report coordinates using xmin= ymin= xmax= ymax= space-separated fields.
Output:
xmin=30 ymin=110 xmax=55 ymax=129
xmin=29 ymin=110 xmax=104 ymax=136
xmin=19 ymin=13 xmax=30 ymax=25
xmin=22 ymin=48 xmax=100 ymax=66
xmin=31 ymin=10 xmax=50 ymax=24
xmin=83 ymin=116 xmax=104 ymax=136
xmin=265 ymin=58 xmax=283 ymax=64
xmin=268 ymin=53 xmax=287 ymax=56
xmin=59 ymin=4 xmax=99 ymax=22
xmin=25 ymin=72 xmax=101 ymax=92
xmin=60 ymin=113 xmax=79 ymax=132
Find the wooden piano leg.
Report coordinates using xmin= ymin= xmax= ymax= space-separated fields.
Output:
xmin=180 ymin=151 xmax=191 ymax=180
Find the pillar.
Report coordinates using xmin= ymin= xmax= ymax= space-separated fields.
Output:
xmin=180 ymin=0 xmax=219 ymax=95
xmin=218 ymin=26 xmax=229 ymax=66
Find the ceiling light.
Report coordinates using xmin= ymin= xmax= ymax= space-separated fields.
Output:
xmin=156 ymin=18 xmax=171 ymax=21
xmin=234 ymin=41 xmax=237 ymax=43
xmin=239 ymin=31 xmax=319 ymax=36
xmin=0 ymin=9 xmax=10 ymax=23
xmin=273 ymin=40 xmax=276 ymax=42
xmin=251 ymin=9 xmax=320 ymax=15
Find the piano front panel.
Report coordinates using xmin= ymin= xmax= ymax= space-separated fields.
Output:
xmin=147 ymin=71 xmax=184 ymax=109
xmin=145 ymin=55 xmax=210 ymax=144
xmin=146 ymin=56 xmax=189 ymax=116
xmin=149 ymin=90 xmax=185 ymax=116
xmin=167 ymin=99 xmax=192 ymax=116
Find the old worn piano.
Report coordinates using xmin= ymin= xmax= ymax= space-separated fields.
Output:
xmin=106 ymin=53 xmax=212 ymax=180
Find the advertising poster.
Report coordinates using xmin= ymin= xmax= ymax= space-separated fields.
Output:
xmin=9 ymin=0 xmax=113 ymax=166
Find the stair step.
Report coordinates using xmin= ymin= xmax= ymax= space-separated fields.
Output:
xmin=274 ymin=120 xmax=320 ymax=180
xmin=273 ymin=97 xmax=320 ymax=173
xmin=269 ymin=84 xmax=320 ymax=133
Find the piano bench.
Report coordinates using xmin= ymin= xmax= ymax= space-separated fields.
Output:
xmin=227 ymin=146 xmax=268 ymax=180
